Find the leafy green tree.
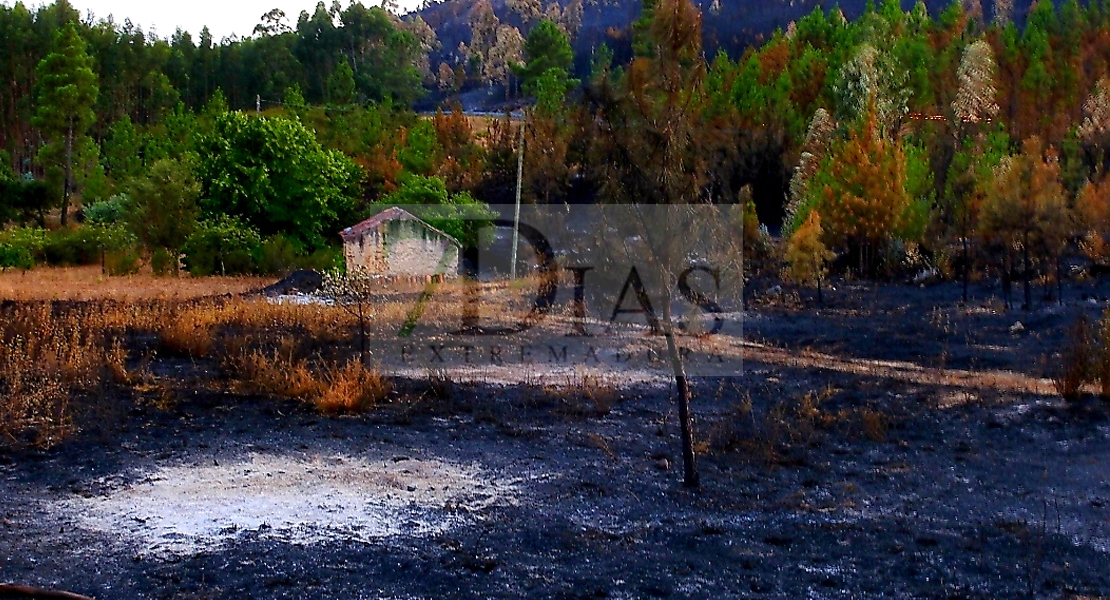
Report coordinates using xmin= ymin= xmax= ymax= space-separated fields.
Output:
xmin=516 ymin=20 xmax=576 ymax=97
xmin=377 ymin=173 xmax=493 ymax=246
xmin=182 ymin=215 xmax=262 ymax=276
xmin=196 ymin=112 xmax=362 ymax=250
xmin=0 ymin=177 xmax=54 ymax=227
xmin=398 ymin=120 xmax=442 ymax=175
xmin=32 ymin=22 xmax=98 ymax=226
xmin=83 ymin=193 xmax=128 ymax=224
xmin=128 ymin=158 xmax=201 ymax=270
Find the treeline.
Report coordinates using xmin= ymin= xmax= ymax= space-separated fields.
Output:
xmin=7 ymin=0 xmax=1110 ymax=304
xmin=525 ymin=0 xmax=1110 ymax=309
xmin=0 ymin=0 xmax=430 ymax=176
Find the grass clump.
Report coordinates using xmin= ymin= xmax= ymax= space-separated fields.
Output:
xmin=220 ymin=341 xmax=390 ymax=414
xmin=315 ymin=360 xmax=391 ymax=414
xmin=545 ymin=371 xmax=617 ymax=418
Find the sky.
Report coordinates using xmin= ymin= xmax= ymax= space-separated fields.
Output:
xmin=42 ymin=0 xmax=423 ymax=41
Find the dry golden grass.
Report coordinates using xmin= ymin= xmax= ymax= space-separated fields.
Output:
xmin=316 ymin=360 xmax=392 ymax=414
xmin=0 ymin=266 xmax=271 ymax=301
xmin=707 ymin=389 xmax=889 ymax=465
xmin=0 ymin=303 xmax=128 ymax=447
xmin=221 ymin=342 xmax=390 ymax=413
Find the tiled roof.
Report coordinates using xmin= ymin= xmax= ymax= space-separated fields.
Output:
xmin=339 ymin=206 xmax=460 ymax=246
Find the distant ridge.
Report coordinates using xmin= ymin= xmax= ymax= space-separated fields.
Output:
xmin=415 ymin=0 xmax=1044 ymax=81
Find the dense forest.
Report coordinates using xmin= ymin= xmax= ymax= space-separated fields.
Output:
xmin=3 ymin=0 xmax=1110 ymax=309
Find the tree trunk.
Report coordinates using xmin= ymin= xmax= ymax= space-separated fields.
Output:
xmin=61 ymin=122 xmax=73 ymax=226
xmin=962 ymin=233 xmax=969 ymax=303
xmin=816 ymin=274 xmax=823 ymax=305
xmin=662 ymin=297 xmax=698 ymax=489
xmin=1002 ymin=249 xmax=1012 ymax=310
xmin=1023 ymin=233 xmax=1032 ymax=311
xmin=1056 ymin=255 xmax=1063 ymax=305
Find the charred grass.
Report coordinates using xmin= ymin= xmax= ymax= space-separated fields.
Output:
xmin=706 ymin=385 xmax=891 ymax=466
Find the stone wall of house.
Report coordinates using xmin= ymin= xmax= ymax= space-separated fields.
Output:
xmin=385 ymin=237 xmax=459 ymax=277
xmin=344 ymin=220 xmax=459 ymax=277
xmin=343 ymin=230 xmax=386 ymax=274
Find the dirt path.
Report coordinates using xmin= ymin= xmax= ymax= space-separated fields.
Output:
xmin=737 ymin=340 xmax=1058 ymax=398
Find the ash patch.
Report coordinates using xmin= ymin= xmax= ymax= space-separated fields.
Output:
xmin=57 ymin=452 xmax=517 ymax=556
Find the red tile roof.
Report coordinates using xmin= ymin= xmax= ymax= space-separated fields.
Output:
xmin=339 ymin=206 xmax=460 ymax=246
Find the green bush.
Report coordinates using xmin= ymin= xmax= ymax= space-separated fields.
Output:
xmin=301 ymin=246 xmax=344 ymax=272
xmin=0 ymin=224 xmax=45 ymax=255
xmin=251 ymin=235 xmax=344 ymax=275
xmin=182 ymin=216 xmax=262 ymax=276
xmin=40 ymin=225 xmax=135 ymax=266
xmin=43 ymin=229 xmax=100 ymax=265
xmin=83 ymin=193 xmax=129 ymax=225
xmin=0 ymin=243 xmax=34 ymax=270
xmin=254 ymin=234 xmax=301 ymax=275
xmin=105 ymin=249 xmax=141 ymax=275
xmin=150 ymin=248 xmax=177 ymax=276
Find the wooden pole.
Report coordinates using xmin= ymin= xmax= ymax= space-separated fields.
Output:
xmin=510 ymin=121 xmax=525 ymax=281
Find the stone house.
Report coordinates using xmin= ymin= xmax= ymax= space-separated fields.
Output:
xmin=340 ymin=207 xmax=460 ymax=278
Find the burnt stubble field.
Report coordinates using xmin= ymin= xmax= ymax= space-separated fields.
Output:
xmin=2 ymin=272 xmax=1110 ymax=599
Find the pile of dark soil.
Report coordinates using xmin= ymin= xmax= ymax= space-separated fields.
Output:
xmin=257 ymin=270 xmax=323 ymax=297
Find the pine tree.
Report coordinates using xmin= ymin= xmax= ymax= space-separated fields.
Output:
xmin=953 ymin=40 xmax=1000 ymax=131
xmin=980 ymin=137 xmax=1071 ymax=309
xmin=815 ymin=102 xmax=909 ymax=275
xmin=1077 ymin=174 xmax=1110 ymax=265
xmin=785 ymin=210 xmax=835 ymax=303
xmin=1080 ymin=77 xmax=1110 ymax=174
xmin=326 ymin=60 xmax=356 ymax=105
xmin=32 ymin=22 xmax=98 ymax=226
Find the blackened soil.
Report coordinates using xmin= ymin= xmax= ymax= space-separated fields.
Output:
xmin=2 ymin=280 xmax=1110 ymax=599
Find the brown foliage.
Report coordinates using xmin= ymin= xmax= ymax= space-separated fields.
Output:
xmin=1076 ymin=174 xmax=1110 ymax=265
xmin=784 ymin=210 xmax=834 ymax=289
xmin=1053 ymin=316 xmax=1094 ymax=403
xmin=815 ymin=104 xmax=909 ymax=271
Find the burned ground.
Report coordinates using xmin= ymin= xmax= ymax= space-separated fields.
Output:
xmin=2 ymin=279 xmax=1110 ymax=599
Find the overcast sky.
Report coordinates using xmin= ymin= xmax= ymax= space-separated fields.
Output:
xmin=31 ymin=0 xmax=423 ymax=41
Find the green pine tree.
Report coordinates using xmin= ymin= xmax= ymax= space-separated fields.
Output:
xmin=32 ymin=22 xmax=99 ymax=226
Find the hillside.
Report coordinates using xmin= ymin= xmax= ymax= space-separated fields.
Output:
xmin=416 ymin=0 xmax=1036 ymax=82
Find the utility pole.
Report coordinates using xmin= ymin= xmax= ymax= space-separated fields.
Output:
xmin=510 ymin=119 xmax=525 ymax=281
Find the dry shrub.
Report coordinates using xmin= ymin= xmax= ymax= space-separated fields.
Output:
xmin=221 ymin=342 xmax=389 ymax=413
xmin=708 ymin=390 xmax=889 ymax=465
xmin=0 ymin=265 xmax=269 ymax=301
xmin=315 ymin=361 xmax=391 ymax=414
xmin=225 ymin=347 xmax=323 ymax=400
xmin=1053 ymin=315 xmax=1095 ymax=403
xmin=1096 ymin=314 xmax=1110 ymax=403
xmin=859 ymin=408 xmax=887 ymax=442
xmin=425 ymin=369 xmax=455 ymax=401
xmin=547 ymin=371 xmax=617 ymax=418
